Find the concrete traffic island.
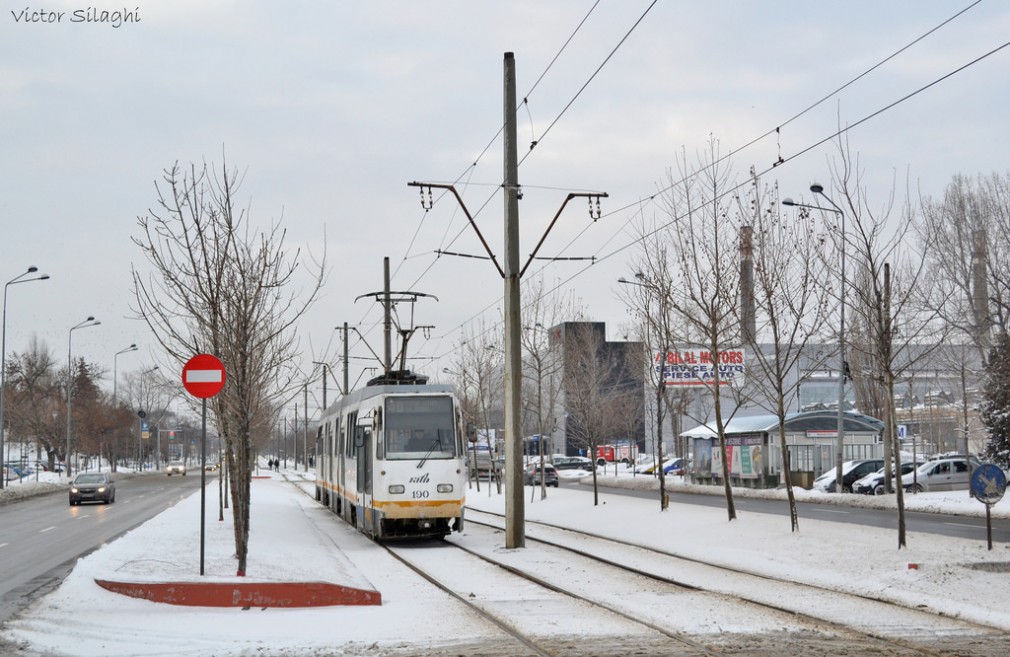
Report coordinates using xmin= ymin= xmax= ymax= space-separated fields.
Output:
xmin=95 ymin=579 xmax=382 ymax=607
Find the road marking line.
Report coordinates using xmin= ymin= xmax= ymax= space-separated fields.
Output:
xmin=944 ymin=522 xmax=980 ymax=528
xmin=39 ymin=526 xmax=56 ymax=533
xmin=0 ymin=542 xmax=8 ymax=548
xmin=814 ymin=508 xmax=849 ymax=514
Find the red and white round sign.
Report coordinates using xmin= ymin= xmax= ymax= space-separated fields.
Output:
xmin=182 ymin=354 xmax=226 ymax=399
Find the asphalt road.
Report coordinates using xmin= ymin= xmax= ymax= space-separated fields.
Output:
xmin=0 ymin=472 xmax=204 ymax=624
xmin=588 ymin=480 xmax=1010 ymax=544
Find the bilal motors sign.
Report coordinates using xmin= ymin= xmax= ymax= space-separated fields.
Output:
xmin=654 ymin=349 xmax=746 ymax=387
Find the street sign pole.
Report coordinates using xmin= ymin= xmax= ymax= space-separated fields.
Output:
xmin=970 ymin=463 xmax=1007 ymax=551
xmin=182 ymin=354 xmax=226 ymax=576
xmin=200 ymin=397 xmax=207 ymax=575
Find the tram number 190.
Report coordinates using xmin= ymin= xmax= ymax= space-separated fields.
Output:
xmin=411 ymin=490 xmax=429 ymax=499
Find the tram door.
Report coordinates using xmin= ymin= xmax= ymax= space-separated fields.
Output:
xmin=355 ymin=421 xmax=373 ymax=529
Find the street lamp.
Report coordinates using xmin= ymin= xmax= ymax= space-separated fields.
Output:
xmin=1 ymin=266 xmax=50 ymax=489
xmin=138 ymin=365 xmax=158 ymax=471
xmin=619 ymin=273 xmax=676 ymax=508
xmin=113 ymin=344 xmax=138 ymax=407
xmin=66 ymin=316 xmax=101 ymax=478
xmin=783 ymin=184 xmax=847 ymax=492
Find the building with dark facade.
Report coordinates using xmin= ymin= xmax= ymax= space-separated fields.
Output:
xmin=547 ymin=321 xmax=645 ymax=458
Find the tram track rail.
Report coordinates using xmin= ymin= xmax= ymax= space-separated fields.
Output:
xmin=381 ymin=535 xmax=726 ymax=657
xmin=458 ymin=506 xmax=1010 ymax=657
xmin=288 ymin=475 xmax=1008 ymax=656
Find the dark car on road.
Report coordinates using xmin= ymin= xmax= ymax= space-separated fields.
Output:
xmin=69 ymin=472 xmax=116 ymax=505
xmin=524 ymin=463 xmax=559 ymax=487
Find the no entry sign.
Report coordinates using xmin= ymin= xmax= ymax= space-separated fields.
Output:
xmin=182 ymin=354 xmax=226 ymax=398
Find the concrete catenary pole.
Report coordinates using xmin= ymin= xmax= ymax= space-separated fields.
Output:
xmin=343 ymin=322 xmax=350 ymax=394
xmin=383 ymin=257 xmax=392 ymax=375
xmin=503 ymin=51 xmax=525 ymax=548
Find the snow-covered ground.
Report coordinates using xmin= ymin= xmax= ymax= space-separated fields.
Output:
xmin=2 ymin=466 xmax=1009 ymax=656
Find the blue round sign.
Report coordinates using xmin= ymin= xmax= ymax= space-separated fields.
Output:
xmin=970 ymin=463 xmax=1007 ymax=505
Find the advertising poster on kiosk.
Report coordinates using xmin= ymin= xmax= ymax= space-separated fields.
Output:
xmin=704 ymin=435 xmax=763 ymax=479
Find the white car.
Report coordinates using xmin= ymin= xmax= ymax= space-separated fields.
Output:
xmin=165 ymin=461 xmax=187 ymax=476
xmin=901 ymin=457 xmax=971 ymax=493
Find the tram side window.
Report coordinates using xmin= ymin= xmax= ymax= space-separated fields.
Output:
xmin=384 ymin=396 xmax=457 ymax=460
xmin=346 ymin=413 xmax=356 ymax=457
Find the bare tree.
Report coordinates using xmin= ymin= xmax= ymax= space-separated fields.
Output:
xmin=119 ymin=368 xmax=177 ymax=468
xmin=653 ymin=138 xmax=745 ymax=521
xmin=131 ymin=157 xmax=326 ymax=575
xmin=918 ymin=172 xmax=1010 ymax=341
xmin=452 ymin=319 xmax=504 ymax=494
xmin=4 ymin=336 xmax=63 ymax=469
xmin=742 ymin=173 xmax=832 ymax=532
xmin=520 ymin=275 xmax=584 ymax=499
xmin=619 ymin=236 xmax=680 ymax=511
xmin=827 ymin=140 xmax=947 ymax=549
xmin=562 ymin=323 xmax=629 ymax=506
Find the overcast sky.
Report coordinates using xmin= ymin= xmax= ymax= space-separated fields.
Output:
xmin=2 ymin=1 xmax=1007 ymax=415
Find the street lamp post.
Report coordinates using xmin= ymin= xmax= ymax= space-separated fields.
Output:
xmin=783 ymin=184 xmax=847 ymax=492
xmin=1 ymin=266 xmax=50 ymax=489
xmin=618 ymin=274 xmax=671 ymax=510
xmin=113 ymin=344 xmax=138 ymax=406
xmin=66 ymin=316 xmax=101 ymax=478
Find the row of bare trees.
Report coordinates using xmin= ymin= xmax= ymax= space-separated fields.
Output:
xmin=3 ymin=335 xmax=177 ymax=472
xmin=615 ymin=134 xmax=1008 ymax=549
xmin=447 ymin=276 xmax=651 ymax=507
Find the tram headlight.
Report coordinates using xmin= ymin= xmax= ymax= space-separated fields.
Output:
xmin=437 ymin=484 xmax=453 ymax=493
xmin=388 ymin=485 xmax=405 ymax=494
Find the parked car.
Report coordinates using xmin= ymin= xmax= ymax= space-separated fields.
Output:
xmin=552 ymin=456 xmax=593 ymax=471
xmin=3 ymin=463 xmax=32 ymax=481
xmin=812 ymin=459 xmax=885 ymax=493
xmin=852 ymin=462 xmax=919 ymax=495
xmin=69 ymin=472 xmax=115 ymax=505
xmin=524 ymin=462 xmax=559 ymax=487
xmin=637 ymin=457 xmax=690 ymax=475
xmin=165 ymin=461 xmax=187 ymax=476
xmin=902 ymin=457 xmax=972 ymax=493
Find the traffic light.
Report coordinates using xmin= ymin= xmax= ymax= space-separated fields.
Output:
xmin=169 ymin=431 xmax=175 ymax=441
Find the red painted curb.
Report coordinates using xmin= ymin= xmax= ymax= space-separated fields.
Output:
xmin=95 ymin=579 xmax=381 ymax=607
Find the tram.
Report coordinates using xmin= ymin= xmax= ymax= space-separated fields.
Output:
xmin=314 ymin=371 xmax=466 ymax=539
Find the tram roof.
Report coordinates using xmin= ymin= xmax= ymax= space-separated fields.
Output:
xmin=324 ymin=382 xmax=455 ymax=415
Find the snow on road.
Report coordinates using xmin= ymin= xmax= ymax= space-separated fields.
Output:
xmin=2 ymin=468 xmax=1009 ymax=656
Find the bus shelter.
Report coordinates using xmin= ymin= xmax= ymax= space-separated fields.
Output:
xmin=681 ymin=411 xmax=885 ymax=489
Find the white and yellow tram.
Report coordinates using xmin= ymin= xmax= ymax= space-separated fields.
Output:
xmin=314 ymin=376 xmax=466 ymax=539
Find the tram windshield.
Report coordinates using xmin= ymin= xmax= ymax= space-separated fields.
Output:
xmin=384 ymin=395 xmax=458 ymax=460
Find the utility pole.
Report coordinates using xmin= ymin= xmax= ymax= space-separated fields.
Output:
xmin=384 ymin=257 xmax=392 ymax=376
xmin=356 ymin=262 xmax=438 ymax=384
xmin=313 ymin=362 xmax=328 ymax=410
xmin=502 ymin=51 xmax=524 ymax=548
xmin=304 ymin=381 xmax=309 ymax=472
xmin=342 ymin=322 xmax=349 ymax=394
xmin=408 ymin=52 xmax=605 ymax=550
